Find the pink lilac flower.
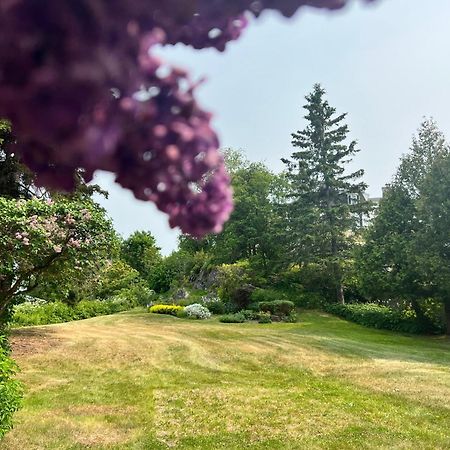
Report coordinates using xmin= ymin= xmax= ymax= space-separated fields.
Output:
xmin=0 ymin=1 xmax=375 ymax=236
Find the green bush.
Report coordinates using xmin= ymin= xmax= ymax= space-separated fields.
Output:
xmin=219 ymin=313 xmax=246 ymax=323
xmin=324 ymin=303 xmax=443 ymax=334
xmin=240 ymin=310 xmax=259 ymax=321
xmin=0 ymin=336 xmax=22 ymax=439
xmin=205 ymin=300 xmax=225 ymax=315
xmin=258 ymin=300 xmax=295 ymax=317
xmin=257 ymin=312 xmax=272 ymax=324
xmin=176 ymin=309 xmax=189 ymax=319
xmin=148 ymin=304 xmax=184 ymax=316
xmin=12 ymin=298 xmax=135 ymax=327
xmin=282 ymin=312 xmax=298 ymax=323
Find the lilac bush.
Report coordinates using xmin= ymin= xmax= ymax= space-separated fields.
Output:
xmin=0 ymin=1 xmax=375 ymax=236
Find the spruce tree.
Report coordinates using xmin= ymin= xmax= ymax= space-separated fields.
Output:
xmin=282 ymin=84 xmax=368 ymax=304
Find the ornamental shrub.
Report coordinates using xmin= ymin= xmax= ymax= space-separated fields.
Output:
xmin=176 ymin=309 xmax=189 ymax=319
xmin=219 ymin=313 xmax=246 ymax=323
xmin=184 ymin=304 xmax=211 ymax=320
xmin=258 ymin=300 xmax=295 ymax=317
xmin=324 ymin=303 xmax=443 ymax=334
xmin=202 ymin=299 xmax=225 ymax=315
xmin=257 ymin=312 xmax=272 ymax=324
xmin=0 ymin=336 xmax=22 ymax=439
xmin=240 ymin=310 xmax=259 ymax=321
xmin=148 ymin=304 xmax=184 ymax=316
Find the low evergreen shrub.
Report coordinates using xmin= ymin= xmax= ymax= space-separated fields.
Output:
xmin=240 ymin=309 xmax=259 ymax=321
xmin=257 ymin=312 xmax=272 ymax=324
xmin=148 ymin=304 xmax=184 ymax=316
xmin=258 ymin=300 xmax=295 ymax=317
xmin=219 ymin=313 xmax=246 ymax=323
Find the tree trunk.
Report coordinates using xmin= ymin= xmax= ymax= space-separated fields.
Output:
xmin=444 ymin=300 xmax=450 ymax=336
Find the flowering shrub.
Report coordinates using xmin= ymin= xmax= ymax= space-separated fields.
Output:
xmin=0 ymin=197 xmax=115 ymax=324
xmin=184 ymin=304 xmax=211 ymax=320
xmin=148 ymin=304 xmax=184 ymax=316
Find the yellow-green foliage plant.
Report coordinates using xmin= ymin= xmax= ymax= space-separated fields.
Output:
xmin=148 ymin=304 xmax=184 ymax=316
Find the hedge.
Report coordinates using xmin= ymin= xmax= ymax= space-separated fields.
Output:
xmin=324 ymin=303 xmax=444 ymax=334
xmin=148 ymin=304 xmax=184 ymax=316
xmin=12 ymin=297 xmax=136 ymax=327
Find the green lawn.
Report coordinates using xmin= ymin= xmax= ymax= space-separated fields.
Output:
xmin=3 ymin=310 xmax=450 ymax=449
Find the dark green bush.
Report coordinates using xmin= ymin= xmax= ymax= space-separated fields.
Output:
xmin=324 ymin=303 xmax=443 ymax=334
xmin=258 ymin=300 xmax=295 ymax=317
xmin=205 ymin=300 xmax=226 ymax=315
xmin=0 ymin=336 xmax=22 ymax=439
xmin=219 ymin=313 xmax=246 ymax=323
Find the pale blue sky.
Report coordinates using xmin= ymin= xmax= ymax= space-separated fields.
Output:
xmin=93 ymin=0 xmax=450 ymax=254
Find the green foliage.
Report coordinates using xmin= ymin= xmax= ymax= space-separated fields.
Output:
xmin=121 ymin=231 xmax=162 ymax=280
xmin=293 ymin=293 xmax=327 ymax=309
xmin=0 ymin=121 xmax=34 ymax=200
xmin=283 ymin=312 xmax=298 ymax=323
xmin=219 ymin=313 xmax=246 ymax=323
xmin=176 ymin=309 xmax=189 ymax=319
xmin=356 ymin=119 xmax=450 ymax=333
xmin=90 ymin=260 xmax=140 ymax=300
xmin=250 ymin=288 xmax=286 ymax=304
xmin=258 ymin=300 xmax=295 ymax=317
xmin=281 ymin=84 xmax=369 ymax=303
xmin=216 ymin=261 xmax=252 ymax=303
xmin=324 ymin=303 xmax=444 ymax=334
xmin=240 ymin=310 xmax=259 ymax=321
xmin=12 ymin=298 xmax=135 ymax=327
xmin=203 ymin=300 xmax=225 ymax=315
xmin=257 ymin=311 xmax=272 ymax=323
xmin=148 ymin=304 xmax=183 ymax=316
xmin=0 ymin=337 xmax=22 ymax=439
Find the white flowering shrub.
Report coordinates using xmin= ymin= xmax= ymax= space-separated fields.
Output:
xmin=184 ymin=303 xmax=211 ymax=320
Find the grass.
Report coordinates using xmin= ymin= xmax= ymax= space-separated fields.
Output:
xmin=3 ymin=310 xmax=450 ymax=449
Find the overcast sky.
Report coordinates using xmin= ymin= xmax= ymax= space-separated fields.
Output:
xmin=93 ymin=0 xmax=450 ymax=255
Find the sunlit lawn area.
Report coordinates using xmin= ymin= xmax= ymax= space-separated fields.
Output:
xmin=3 ymin=310 xmax=450 ymax=449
